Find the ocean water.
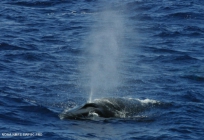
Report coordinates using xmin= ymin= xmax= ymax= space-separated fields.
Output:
xmin=0 ymin=0 xmax=204 ymax=139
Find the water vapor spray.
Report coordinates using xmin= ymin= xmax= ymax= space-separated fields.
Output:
xmin=83 ymin=8 xmax=125 ymax=102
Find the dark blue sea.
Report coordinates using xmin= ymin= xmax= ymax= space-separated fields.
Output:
xmin=0 ymin=0 xmax=204 ymax=139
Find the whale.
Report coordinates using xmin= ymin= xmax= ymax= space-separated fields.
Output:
xmin=59 ymin=98 xmax=165 ymax=120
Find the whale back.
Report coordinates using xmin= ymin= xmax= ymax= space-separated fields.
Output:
xmin=92 ymin=98 xmax=162 ymax=118
xmin=59 ymin=98 xmax=164 ymax=120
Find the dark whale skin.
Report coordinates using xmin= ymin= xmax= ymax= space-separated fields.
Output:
xmin=61 ymin=103 xmax=116 ymax=119
xmin=59 ymin=98 xmax=165 ymax=120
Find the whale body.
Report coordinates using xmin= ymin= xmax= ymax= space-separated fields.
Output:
xmin=59 ymin=98 xmax=164 ymax=120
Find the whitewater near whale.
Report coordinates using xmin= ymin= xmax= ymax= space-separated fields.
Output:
xmin=59 ymin=98 xmax=167 ymax=120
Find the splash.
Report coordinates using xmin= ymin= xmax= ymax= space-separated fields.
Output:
xmin=84 ymin=9 xmax=125 ymax=102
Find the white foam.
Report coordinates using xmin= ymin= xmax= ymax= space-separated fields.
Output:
xmin=139 ymin=99 xmax=160 ymax=104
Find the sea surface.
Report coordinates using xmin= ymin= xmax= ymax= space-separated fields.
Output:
xmin=0 ymin=0 xmax=204 ymax=139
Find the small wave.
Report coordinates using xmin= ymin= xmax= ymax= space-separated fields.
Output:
xmin=130 ymin=14 xmax=152 ymax=21
xmin=0 ymin=112 xmax=34 ymax=125
xmin=155 ymin=30 xmax=181 ymax=38
xmin=141 ymin=54 xmax=198 ymax=64
xmin=173 ymin=54 xmax=198 ymax=62
xmin=149 ymin=54 xmax=198 ymax=64
xmin=4 ymin=52 xmax=40 ymax=62
xmin=182 ymin=26 xmax=204 ymax=37
xmin=144 ymin=46 xmax=180 ymax=54
xmin=0 ymin=92 xmax=29 ymax=107
xmin=168 ymin=12 xmax=199 ymax=19
xmin=3 ymin=51 xmax=55 ymax=62
xmin=0 ymin=42 xmax=28 ymax=51
xmin=125 ymin=1 xmax=143 ymax=10
xmin=6 ymin=1 xmax=63 ymax=8
xmin=125 ymin=1 xmax=153 ymax=13
xmin=182 ymin=91 xmax=204 ymax=103
xmin=181 ymin=75 xmax=204 ymax=83
xmin=153 ymin=25 xmax=203 ymax=38
xmin=183 ymin=26 xmax=204 ymax=32
xmin=18 ymin=105 xmax=56 ymax=116
xmin=169 ymin=12 xmax=189 ymax=18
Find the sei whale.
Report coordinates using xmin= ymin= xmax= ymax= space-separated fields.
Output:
xmin=59 ymin=98 xmax=165 ymax=120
